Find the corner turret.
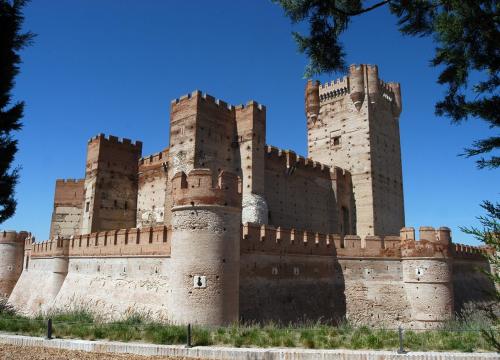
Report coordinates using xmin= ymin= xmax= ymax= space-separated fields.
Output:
xmin=0 ymin=230 xmax=29 ymax=298
xmin=401 ymin=226 xmax=453 ymax=328
xmin=169 ymin=169 xmax=242 ymax=326
xmin=305 ymin=80 xmax=320 ymax=123
xmin=348 ymin=64 xmax=365 ymax=111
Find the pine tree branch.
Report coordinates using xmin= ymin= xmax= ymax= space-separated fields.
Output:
xmin=332 ymin=0 xmax=390 ymax=16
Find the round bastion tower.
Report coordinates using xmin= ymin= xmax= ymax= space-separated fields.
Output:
xmin=169 ymin=169 xmax=242 ymax=326
xmin=0 ymin=231 xmax=29 ymax=298
xmin=401 ymin=227 xmax=453 ymax=329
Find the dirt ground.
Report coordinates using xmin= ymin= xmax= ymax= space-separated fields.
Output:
xmin=0 ymin=344 xmax=196 ymax=360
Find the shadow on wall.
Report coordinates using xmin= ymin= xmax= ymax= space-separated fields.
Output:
xmin=263 ymin=148 xmax=354 ymax=236
xmin=452 ymin=258 xmax=497 ymax=313
xmin=239 ymin=246 xmax=347 ymax=325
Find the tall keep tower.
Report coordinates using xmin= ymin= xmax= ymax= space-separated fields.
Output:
xmin=306 ymin=64 xmax=404 ymax=237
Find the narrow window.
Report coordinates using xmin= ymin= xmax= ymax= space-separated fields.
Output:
xmin=85 ymin=202 xmax=90 ymax=212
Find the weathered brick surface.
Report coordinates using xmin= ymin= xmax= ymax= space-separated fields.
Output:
xmin=49 ymin=179 xmax=84 ymax=239
xmin=306 ymin=65 xmax=404 ymax=237
xmin=0 ymin=231 xmax=29 ymax=299
xmin=81 ymin=134 xmax=142 ymax=234
xmin=137 ymin=149 xmax=168 ymax=228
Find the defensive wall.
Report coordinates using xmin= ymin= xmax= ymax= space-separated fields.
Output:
xmin=264 ymin=145 xmax=354 ymax=235
xmin=8 ymin=226 xmax=171 ymax=318
xmin=6 ymin=222 xmax=494 ymax=327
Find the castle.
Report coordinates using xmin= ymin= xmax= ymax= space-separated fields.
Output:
xmin=1 ymin=65 xmax=495 ymax=328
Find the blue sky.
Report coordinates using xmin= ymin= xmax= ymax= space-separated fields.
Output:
xmin=3 ymin=1 xmax=498 ymax=245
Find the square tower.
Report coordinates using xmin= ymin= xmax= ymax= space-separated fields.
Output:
xmin=306 ymin=64 xmax=404 ymax=237
xmin=166 ymin=91 xmax=268 ymax=226
xmin=80 ymin=134 xmax=142 ymax=234
xmin=49 ymin=179 xmax=84 ymax=239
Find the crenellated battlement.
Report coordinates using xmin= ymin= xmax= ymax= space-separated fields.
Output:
xmin=315 ymin=64 xmax=402 ymax=114
xmin=378 ymin=80 xmax=395 ymax=99
xmin=235 ymin=100 xmax=266 ymax=112
xmin=55 ymin=179 xmax=85 ymax=184
xmin=265 ymin=145 xmax=331 ymax=176
xmin=319 ymin=76 xmax=349 ymax=103
xmin=172 ymin=169 xmax=241 ymax=208
xmin=400 ymin=227 xmax=452 ymax=258
xmin=452 ymin=243 xmax=492 ymax=259
xmin=171 ymin=90 xmax=236 ymax=112
xmin=0 ymin=230 xmax=29 ymax=244
xmin=200 ymin=92 xmax=235 ymax=112
xmin=31 ymin=226 xmax=170 ymax=258
xmin=241 ymin=223 xmax=402 ymax=258
xmin=139 ymin=148 xmax=169 ymax=167
xmin=1 ymin=230 xmax=20 ymax=243
xmin=241 ymin=224 xmax=471 ymax=260
xmin=400 ymin=226 xmax=451 ymax=243
xmin=171 ymin=90 xmax=267 ymax=118
xmin=31 ymin=237 xmax=70 ymax=258
xmin=88 ymin=133 xmax=142 ymax=149
xmin=70 ymin=226 xmax=170 ymax=257
xmin=24 ymin=235 xmax=33 ymax=250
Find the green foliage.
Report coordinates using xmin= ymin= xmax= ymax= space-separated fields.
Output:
xmin=273 ymin=0 xmax=499 ymax=168
xmin=461 ymin=201 xmax=500 ymax=301
xmin=0 ymin=298 xmax=16 ymax=315
xmin=0 ymin=0 xmax=34 ymax=223
xmin=0 ymin=310 xmax=496 ymax=351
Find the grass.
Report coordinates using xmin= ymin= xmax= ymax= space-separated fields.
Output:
xmin=0 ymin=301 xmax=497 ymax=352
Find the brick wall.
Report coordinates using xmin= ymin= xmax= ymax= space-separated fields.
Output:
xmin=137 ymin=149 xmax=169 ymax=227
xmin=49 ymin=179 xmax=84 ymax=239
